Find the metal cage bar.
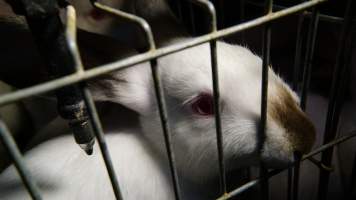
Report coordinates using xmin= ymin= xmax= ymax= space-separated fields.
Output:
xmin=0 ymin=1 xmax=331 ymax=199
xmin=300 ymin=8 xmax=319 ymax=110
xmin=317 ymin=0 xmax=356 ymax=199
xmin=0 ymin=119 xmax=42 ymax=200
xmin=188 ymin=0 xmax=227 ymax=194
xmin=259 ymin=0 xmax=273 ymax=199
xmin=150 ymin=60 xmax=182 ymax=200
xmin=217 ymin=131 xmax=356 ymax=200
xmin=292 ymin=2 xmax=306 ymax=91
xmin=0 ymin=0 xmax=326 ymax=110
xmin=293 ymin=5 xmax=320 ymax=200
xmin=9 ymin=0 xmax=96 ymax=156
xmin=93 ymin=2 xmax=183 ymax=199
xmin=64 ymin=6 xmax=124 ymax=199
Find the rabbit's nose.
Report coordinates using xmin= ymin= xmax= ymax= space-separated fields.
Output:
xmin=268 ymin=86 xmax=316 ymax=154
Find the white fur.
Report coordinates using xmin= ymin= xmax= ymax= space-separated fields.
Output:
xmin=0 ymin=41 xmax=315 ymax=199
xmin=0 ymin=130 xmax=175 ymax=200
xmin=91 ymin=41 xmax=314 ymax=184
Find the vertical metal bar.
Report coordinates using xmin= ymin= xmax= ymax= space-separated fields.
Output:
xmin=294 ymin=6 xmax=319 ymax=200
xmin=300 ymin=8 xmax=319 ymax=110
xmin=10 ymin=0 xmax=96 ymax=155
xmin=190 ymin=0 xmax=227 ymax=194
xmin=317 ymin=0 xmax=356 ymax=199
xmin=210 ymin=39 xmax=227 ymax=194
xmin=292 ymin=9 xmax=306 ymax=91
xmin=0 ymin=119 xmax=42 ymax=200
xmin=64 ymin=5 xmax=123 ymax=199
xmin=259 ymin=0 xmax=272 ymax=199
xmin=92 ymin=3 xmax=182 ymax=199
xmin=81 ymin=88 xmax=123 ymax=200
xmin=290 ymin=11 xmax=308 ymax=199
xmin=150 ymin=59 xmax=182 ymax=200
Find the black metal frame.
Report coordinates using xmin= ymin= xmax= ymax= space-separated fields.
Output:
xmin=0 ymin=0 xmax=355 ymax=200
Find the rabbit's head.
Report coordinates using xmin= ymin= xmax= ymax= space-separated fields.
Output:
xmin=91 ymin=41 xmax=315 ymax=183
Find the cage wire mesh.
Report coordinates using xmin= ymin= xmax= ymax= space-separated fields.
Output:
xmin=0 ymin=0 xmax=355 ymax=200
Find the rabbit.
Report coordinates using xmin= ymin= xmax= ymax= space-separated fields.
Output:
xmin=0 ymin=39 xmax=316 ymax=199
xmin=0 ymin=129 xmax=175 ymax=200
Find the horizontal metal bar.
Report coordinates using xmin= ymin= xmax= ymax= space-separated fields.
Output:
xmin=244 ymin=0 xmax=350 ymax=24
xmin=217 ymin=131 xmax=356 ymax=200
xmin=0 ymin=0 xmax=326 ymax=107
xmin=0 ymin=119 xmax=42 ymax=200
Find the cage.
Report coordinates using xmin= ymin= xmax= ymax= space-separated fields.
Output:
xmin=0 ymin=0 xmax=355 ymax=200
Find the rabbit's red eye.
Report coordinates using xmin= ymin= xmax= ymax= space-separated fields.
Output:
xmin=191 ymin=93 xmax=214 ymax=116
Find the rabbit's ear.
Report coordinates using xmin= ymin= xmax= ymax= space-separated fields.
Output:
xmin=89 ymin=64 xmax=152 ymax=114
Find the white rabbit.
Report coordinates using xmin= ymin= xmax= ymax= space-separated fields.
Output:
xmin=0 ymin=39 xmax=316 ymax=199
xmin=0 ymin=129 xmax=175 ymax=200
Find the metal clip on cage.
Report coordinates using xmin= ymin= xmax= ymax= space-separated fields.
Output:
xmin=1 ymin=0 xmax=356 ymax=200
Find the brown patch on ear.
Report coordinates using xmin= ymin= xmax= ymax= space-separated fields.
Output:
xmin=268 ymin=85 xmax=316 ymax=154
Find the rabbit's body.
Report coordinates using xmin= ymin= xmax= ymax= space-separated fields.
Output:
xmin=0 ymin=130 xmax=176 ymax=200
xmin=0 ymin=40 xmax=316 ymax=199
